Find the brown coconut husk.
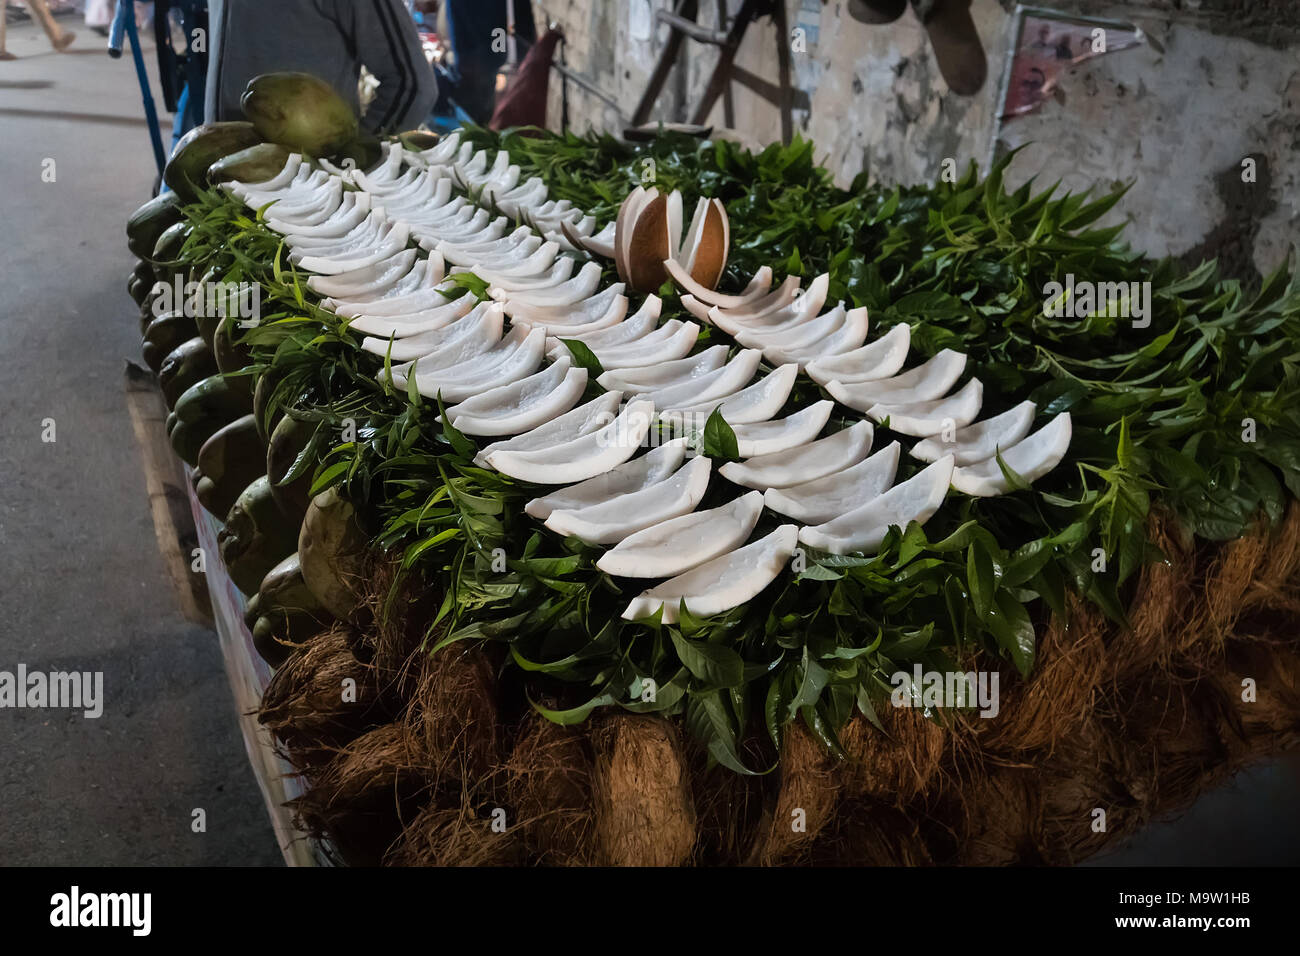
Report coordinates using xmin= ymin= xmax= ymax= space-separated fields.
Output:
xmin=591 ymin=715 xmax=697 ymax=866
xmin=686 ymin=733 xmax=772 ymax=865
xmin=748 ymin=722 xmax=841 ymax=865
xmin=505 ymin=714 xmax=596 ymax=865
xmin=383 ymin=790 xmax=521 ymax=866
xmin=288 ymin=722 xmax=433 ymax=866
xmin=258 ymin=624 xmax=391 ymax=777
xmin=838 ymin=706 xmax=947 ymax=803
xmin=260 ymin=507 xmax=1300 ymax=866
xmin=401 ymin=643 xmax=501 ymax=783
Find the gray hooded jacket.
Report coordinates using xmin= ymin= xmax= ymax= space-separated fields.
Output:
xmin=205 ymin=0 xmax=437 ymax=134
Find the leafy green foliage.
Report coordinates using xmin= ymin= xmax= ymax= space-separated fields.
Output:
xmin=173 ymin=128 xmax=1300 ymax=774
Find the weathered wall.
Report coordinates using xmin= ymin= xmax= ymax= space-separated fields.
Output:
xmin=533 ymin=0 xmax=1298 ymax=275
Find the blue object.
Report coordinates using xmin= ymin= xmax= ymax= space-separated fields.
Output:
xmin=110 ymin=0 xmax=168 ymax=177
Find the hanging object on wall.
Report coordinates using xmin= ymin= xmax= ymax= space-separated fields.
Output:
xmin=998 ymin=7 xmax=1147 ymax=120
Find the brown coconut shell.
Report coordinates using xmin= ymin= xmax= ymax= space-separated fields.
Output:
xmin=624 ymin=191 xmax=672 ymax=293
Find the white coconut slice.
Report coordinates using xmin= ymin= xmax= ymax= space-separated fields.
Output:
xmin=417 ymin=130 xmax=461 ymax=165
xmin=307 ymin=249 xmax=417 ymax=299
xmin=950 ymin=413 xmax=1072 ymax=497
xmin=495 ymin=180 xmax=550 ymax=219
xmin=264 ymin=192 xmax=348 ymax=230
xmin=639 ymin=350 xmax=763 ymax=409
xmin=485 ymin=259 xmax=581 ymax=297
xmin=597 ymin=490 xmax=764 ymax=579
xmin=703 ymin=274 xmax=803 ymax=328
xmin=524 ymin=439 xmax=689 ymax=520
xmin=254 ymin=177 xmax=341 ymax=218
xmin=798 ymin=456 xmax=955 ymax=555
xmin=765 ymin=441 xmax=901 ymax=524
xmin=270 ymin=175 xmax=343 ymax=211
xmin=383 ymin=305 xmax=506 ymax=371
xmin=590 ymin=321 xmax=701 ymax=370
xmin=321 ymin=257 xmax=429 ymax=309
xmin=805 ymin=323 xmax=910 ymax=386
xmin=665 ymin=190 xmax=684 ymax=261
xmin=718 ymin=419 xmax=873 ymax=490
xmin=660 ymin=363 xmax=799 ymax=428
xmin=492 ymin=261 xmax=604 ymax=307
xmin=732 ymin=302 xmax=847 ymax=353
xmin=765 ymin=306 xmax=871 ymax=368
xmin=488 ymin=399 xmax=657 ymax=485
xmin=680 ymin=197 xmax=729 ymax=289
xmin=509 ymin=282 xmax=626 ymax=325
xmin=575 ymin=220 xmax=617 ymax=258
xmin=285 ymin=212 xmax=386 ymax=254
xmin=546 ymin=296 xmax=659 ymax=352
xmin=525 ymin=297 xmax=628 ymax=338
xmin=334 ymin=253 xmax=443 ymax=304
xmin=446 ymin=357 xmax=588 ymax=436
xmin=360 ymin=301 xmax=503 ymax=360
xmin=543 ymin=454 xmax=710 ymax=543
xmin=663 ymin=254 xmax=780 ymax=312
xmin=344 ymin=294 xmax=479 ymax=338
xmin=478 ymin=391 xmax=624 ymax=466
xmin=732 ymin=400 xmax=834 ymax=458
xmin=622 ymin=524 xmax=798 ymax=623
xmin=296 ymin=224 xmax=411 ymax=275
xmin=864 ymin=378 xmax=984 ymax=437
xmin=712 ymin=274 xmax=831 ymax=336
xmin=614 ymin=186 xmax=649 ymax=282
xmin=824 ymin=349 xmax=967 ymax=410
xmin=911 ymin=400 xmax=1037 ymax=467
xmin=597 ymin=344 xmax=730 ymax=392
xmin=268 ymin=190 xmax=367 ymax=233
xmin=331 ymin=282 xmax=456 ymax=318
xmin=235 ymin=151 xmax=302 ymax=191
xmin=400 ymin=327 xmax=547 ymax=403
xmin=436 ymin=228 xmax=536 ymax=264
xmin=469 ymin=243 xmax=562 ymax=282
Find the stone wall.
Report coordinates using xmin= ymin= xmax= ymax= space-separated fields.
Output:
xmin=531 ymin=0 xmax=1299 ymax=275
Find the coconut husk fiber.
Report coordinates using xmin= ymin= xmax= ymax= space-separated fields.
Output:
xmin=259 ymin=504 xmax=1300 ymax=865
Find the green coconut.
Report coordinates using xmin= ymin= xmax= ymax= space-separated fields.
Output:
xmin=141 ymin=311 xmax=199 ymax=374
xmin=241 ymin=72 xmax=358 ymax=157
xmin=169 ymin=375 xmax=254 ymax=465
xmin=150 ymin=220 xmax=191 ymax=269
xmin=126 ymin=192 xmax=183 ymax=259
xmin=397 ymin=130 xmax=439 ymax=151
xmin=298 ymin=487 xmax=370 ymax=621
xmin=213 ymin=317 xmax=255 ymax=375
xmin=266 ymin=415 xmax=318 ymax=524
xmin=159 ymin=337 xmax=218 ymax=408
xmin=219 ymin=476 xmax=302 ymax=596
xmin=164 ymin=121 xmax=263 ymax=201
xmin=192 ymin=414 xmax=267 ymax=519
xmin=244 ymin=552 xmax=333 ymax=666
xmin=207 ymin=142 xmax=292 ymax=187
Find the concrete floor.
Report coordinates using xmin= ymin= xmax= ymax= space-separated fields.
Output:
xmin=0 ymin=21 xmax=281 ymax=865
xmin=0 ymin=17 xmax=1295 ymax=868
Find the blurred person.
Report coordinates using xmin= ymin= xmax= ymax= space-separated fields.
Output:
xmin=0 ymin=0 xmax=76 ymax=59
xmin=205 ymin=0 xmax=437 ymax=133
xmin=85 ymin=0 xmax=112 ymax=36
xmin=444 ymin=0 xmax=534 ymax=123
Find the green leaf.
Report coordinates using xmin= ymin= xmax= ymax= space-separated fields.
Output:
xmin=988 ymin=589 xmax=1036 ymax=677
xmin=559 ymin=338 xmax=605 ymax=377
xmin=701 ymin=406 xmax=739 ymax=460
xmin=967 ymin=542 xmax=995 ymax=620
xmin=670 ymin=629 xmax=745 ymax=688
